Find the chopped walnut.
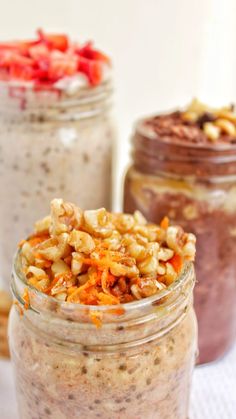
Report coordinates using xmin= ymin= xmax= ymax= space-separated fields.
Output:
xmin=182 ymin=99 xmax=236 ymax=141
xmin=19 ymin=199 xmax=196 ymax=306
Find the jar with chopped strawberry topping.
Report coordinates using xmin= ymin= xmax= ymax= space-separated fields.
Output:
xmin=123 ymin=99 xmax=236 ymax=364
xmin=9 ymin=199 xmax=197 ymax=419
xmin=0 ymin=30 xmax=115 ymax=289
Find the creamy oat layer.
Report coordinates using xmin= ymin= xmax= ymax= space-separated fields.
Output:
xmin=9 ymin=304 xmax=197 ymax=419
xmin=0 ymin=100 xmax=113 ymax=284
xmin=19 ymin=198 xmax=196 ymax=308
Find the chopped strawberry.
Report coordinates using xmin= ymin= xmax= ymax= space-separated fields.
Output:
xmin=9 ymin=62 xmax=34 ymax=81
xmin=28 ymin=44 xmax=50 ymax=80
xmin=29 ymin=44 xmax=49 ymax=60
xmin=0 ymin=51 xmax=34 ymax=69
xmin=77 ymin=41 xmax=110 ymax=64
xmin=37 ymin=29 xmax=69 ymax=52
xmin=0 ymin=30 xmax=110 ymax=86
xmin=0 ymin=40 xmax=38 ymax=56
xmin=79 ymin=57 xmax=102 ymax=86
xmin=48 ymin=52 xmax=78 ymax=81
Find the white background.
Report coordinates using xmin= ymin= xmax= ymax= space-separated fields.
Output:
xmin=0 ymin=1 xmax=236 ymax=418
xmin=0 ymin=0 xmax=236 ymax=207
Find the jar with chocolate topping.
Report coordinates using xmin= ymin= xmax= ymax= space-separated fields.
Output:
xmin=0 ymin=31 xmax=115 ymax=289
xmin=9 ymin=199 xmax=197 ymax=419
xmin=123 ymin=99 xmax=236 ymax=364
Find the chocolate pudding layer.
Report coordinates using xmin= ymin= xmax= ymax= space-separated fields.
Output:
xmin=124 ymin=100 xmax=236 ymax=364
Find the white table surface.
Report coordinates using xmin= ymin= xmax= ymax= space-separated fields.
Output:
xmin=0 ymin=343 xmax=235 ymax=419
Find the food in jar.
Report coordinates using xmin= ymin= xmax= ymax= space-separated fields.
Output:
xmin=19 ymin=198 xmax=196 ymax=305
xmin=0 ymin=30 xmax=114 ymax=288
xmin=0 ymin=29 xmax=111 ymax=87
xmin=9 ymin=199 xmax=197 ymax=419
xmin=124 ymin=99 xmax=236 ymax=364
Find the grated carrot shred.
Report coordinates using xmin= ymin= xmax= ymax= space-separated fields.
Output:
xmin=160 ymin=216 xmax=169 ymax=230
xmin=90 ymin=311 xmax=103 ymax=328
xmin=28 ymin=234 xmax=50 ymax=247
xmin=22 ymin=288 xmax=30 ymax=310
xmin=169 ymin=254 xmax=183 ymax=273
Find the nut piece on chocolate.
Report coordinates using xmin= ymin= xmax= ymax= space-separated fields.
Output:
xmin=182 ymin=98 xmax=236 ymax=142
xmin=19 ymin=199 xmax=196 ymax=305
xmin=145 ymin=99 xmax=236 ymax=144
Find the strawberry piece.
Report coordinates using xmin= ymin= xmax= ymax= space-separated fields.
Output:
xmin=0 ymin=40 xmax=38 ymax=56
xmin=29 ymin=44 xmax=49 ymax=60
xmin=0 ymin=31 xmax=109 ymax=86
xmin=9 ymin=62 xmax=34 ymax=81
xmin=37 ymin=29 xmax=69 ymax=52
xmin=48 ymin=52 xmax=78 ymax=81
xmin=0 ymin=51 xmax=34 ymax=69
xmin=28 ymin=44 xmax=50 ymax=80
xmin=77 ymin=42 xmax=110 ymax=64
xmin=78 ymin=57 xmax=102 ymax=86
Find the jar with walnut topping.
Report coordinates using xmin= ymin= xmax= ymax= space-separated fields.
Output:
xmin=9 ymin=199 xmax=197 ymax=419
xmin=0 ymin=31 xmax=115 ymax=289
xmin=124 ymin=99 xmax=236 ymax=364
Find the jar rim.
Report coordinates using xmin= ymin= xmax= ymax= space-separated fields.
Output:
xmin=0 ymin=77 xmax=113 ymax=120
xmin=132 ymin=116 xmax=236 ymax=178
xmin=12 ymin=248 xmax=194 ymax=316
xmin=0 ymin=76 xmax=112 ymax=95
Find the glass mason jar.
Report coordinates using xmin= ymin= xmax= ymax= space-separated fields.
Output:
xmin=9 ymin=251 xmax=197 ymax=419
xmin=0 ymin=80 xmax=114 ymax=289
xmin=123 ymin=119 xmax=236 ymax=364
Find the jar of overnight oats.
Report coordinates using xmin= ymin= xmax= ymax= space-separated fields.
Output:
xmin=123 ymin=99 xmax=236 ymax=364
xmin=0 ymin=31 xmax=114 ymax=288
xmin=9 ymin=199 xmax=197 ymax=419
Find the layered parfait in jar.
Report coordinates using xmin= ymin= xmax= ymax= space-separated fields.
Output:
xmin=9 ymin=198 xmax=197 ymax=419
xmin=124 ymin=99 xmax=236 ymax=364
xmin=0 ymin=30 xmax=114 ymax=288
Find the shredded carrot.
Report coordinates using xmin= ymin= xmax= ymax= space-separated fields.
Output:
xmin=13 ymin=300 xmax=24 ymax=316
xmin=22 ymin=289 xmax=30 ymax=310
xmin=67 ymin=274 xmax=98 ymax=302
xmin=97 ymin=292 xmax=120 ymax=305
xmin=169 ymin=254 xmax=183 ymax=273
xmin=82 ymin=257 xmax=106 ymax=267
xmin=67 ymin=286 xmax=78 ymax=295
xmin=105 ymin=307 xmax=125 ymax=315
xmin=33 ymin=253 xmax=52 ymax=268
xmin=90 ymin=311 xmax=103 ymax=328
xmin=28 ymin=234 xmax=49 ymax=247
xmin=160 ymin=216 xmax=169 ymax=230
